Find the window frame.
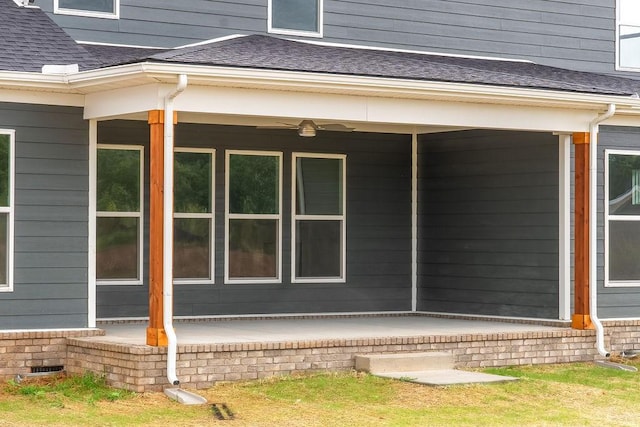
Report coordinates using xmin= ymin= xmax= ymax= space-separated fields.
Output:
xmin=604 ymin=149 xmax=640 ymax=287
xmin=0 ymin=130 xmax=14 ymax=293
xmin=224 ymin=150 xmax=283 ymax=284
xmin=96 ymin=144 xmax=144 ymax=286
xmin=54 ymin=0 xmax=119 ymax=19
xmin=173 ymin=147 xmax=216 ymax=285
xmin=616 ymin=0 xmax=640 ymax=71
xmin=291 ymin=152 xmax=346 ymax=283
xmin=268 ymin=0 xmax=323 ymax=38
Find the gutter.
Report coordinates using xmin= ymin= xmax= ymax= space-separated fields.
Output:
xmin=163 ymin=74 xmax=188 ymax=386
xmin=589 ymin=103 xmax=615 ymax=358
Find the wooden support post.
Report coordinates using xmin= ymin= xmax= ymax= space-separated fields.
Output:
xmin=147 ymin=110 xmax=167 ymax=346
xmin=572 ymin=132 xmax=593 ymax=330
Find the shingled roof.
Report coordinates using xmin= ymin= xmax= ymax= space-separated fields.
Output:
xmin=0 ymin=0 xmax=99 ymax=72
xmin=1 ymin=1 xmax=639 ymax=99
xmin=139 ymin=35 xmax=640 ymax=97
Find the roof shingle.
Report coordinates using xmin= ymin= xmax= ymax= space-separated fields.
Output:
xmin=0 ymin=0 xmax=99 ymax=72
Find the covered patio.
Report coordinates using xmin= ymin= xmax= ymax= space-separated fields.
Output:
xmin=63 ymin=314 xmax=598 ymax=392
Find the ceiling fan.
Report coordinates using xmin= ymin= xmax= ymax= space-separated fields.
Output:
xmin=257 ymin=119 xmax=355 ymax=137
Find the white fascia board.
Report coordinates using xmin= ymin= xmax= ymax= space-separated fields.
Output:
xmin=84 ymin=83 xmax=166 ymax=119
xmin=174 ymin=85 xmax=598 ymax=132
xmin=68 ymin=63 xmax=640 ymax=110
xmin=0 ymin=87 xmax=84 ymax=107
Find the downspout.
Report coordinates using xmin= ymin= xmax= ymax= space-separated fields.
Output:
xmin=589 ymin=103 xmax=615 ymax=358
xmin=164 ymin=74 xmax=188 ymax=385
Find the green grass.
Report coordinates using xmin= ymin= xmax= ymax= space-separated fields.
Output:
xmin=3 ymin=363 xmax=640 ymax=426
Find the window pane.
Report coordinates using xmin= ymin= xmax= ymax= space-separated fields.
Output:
xmin=620 ymin=26 xmax=640 ymax=68
xmin=174 ymin=218 xmax=211 ymax=280
xmin=97 ymin=149 xmax=140 ymax=212
xmin=609 ymin=220 xmax=640 ymax=281
xmin=59 ymin=0 xmax=115 ymax=13
xmin=272 ymin=0 xmax=319 ymax=32
xmin=97 ymin=217 xmax=139 ymax=280
xmin=0 ymin=134 xmax=9 ymax=207
xmin=229 ymin=219 xmax=277 ymax=278
xmin=621 ymin=0 xmax=640 ymax=26
xmin=174 ymin=151 xmax=212 ymax=214
xmin=229 ymin=154 xmax=279 ymax=214
xmin=296 ymin=157 xmax=343 ymax=215
xmin=0 ymin=213 xmax=7 ymax=285
xmin=296 ymin=220 xmax=341 ymax=278
xmin=609 ymin=154 xmax=640 ymax=215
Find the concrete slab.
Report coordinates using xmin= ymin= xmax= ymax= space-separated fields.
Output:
xmin=355 ymin=352 xmax=453 ymax=373
xmin=375 ymin=369 xmax=519 ymax=386
xmin=97 ymin=316 xmax=568 ymax=346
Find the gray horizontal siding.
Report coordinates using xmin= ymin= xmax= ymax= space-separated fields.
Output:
xmin=0 ymin=102 xmax=89 ymax=329
xmin=418 ymin=130 xmax=560 ymax=319
xmin=596 ymin=126 xmax=640 ymax=319
xmin=97 ymin=120 xmax=411 ymax=318
xmin=43 ymin=0 xmax=619 ymax=74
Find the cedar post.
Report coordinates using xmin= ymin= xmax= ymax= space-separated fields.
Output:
xmin=147 ymin=110 xmax=167 ymax=346
xmin=572 ymin=132 xmax=593 ymax=330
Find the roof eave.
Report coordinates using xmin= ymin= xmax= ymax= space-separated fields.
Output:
xmin=1 ymin=63 xmax=640 ymax=112
xmin=67 ymin=62 xmax=640 ymax=111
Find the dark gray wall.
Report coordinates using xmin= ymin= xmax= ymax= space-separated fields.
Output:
xmin=418 ymin=130 xmax=560 ymax=318
xmin=0 ymin=102 xmax=89 ymax=329
xmin=41 ymin=0 xmax=618 ymax=74
xmin=97 ymin=120 xmax=412 ymax=318
xmin=596 ymin=126 xmax=640 ymax=318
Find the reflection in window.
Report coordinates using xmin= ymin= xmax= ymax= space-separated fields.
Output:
xmin=0 ymin=132 xmax=12 ymax=290
xmin=226 ymin=152 xmax=281 ymax=282
xmin=96 ymin=146 xmax=142 ymax=283
xmin=55 ymin=0 xmax=118 ymax=17
xmin=292 ymin=154 xmax=345 ymax=281
xmin=618 ymin=0 xmax=640 ymax=69
xmin=269 ymin=0 xmax=322 ymax=36
xmin=607 ymin=151 xmax=640 ymax=285
xmin=173 ymin=149 xmax=214 ymax=282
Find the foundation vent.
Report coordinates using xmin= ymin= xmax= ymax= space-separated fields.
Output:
xmin=30 ymin=366 xmax=64 ymax=374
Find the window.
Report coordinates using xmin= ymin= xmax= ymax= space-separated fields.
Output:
xmin=54 ymin=0 xmax=119 ymax=19
xmin=174 ymin=149 xmax=215 ymax=283
xmin=605 ymin=150 xmax=640 ymax=286
xmin=292 ymin=153 xmax=345 ymax=282
xmin=225 ymin=151 xmax=282 ymax=283
xmin=96 ymin=145 xmax=143 ymax=284
xmin=0 ymin=131 xmax=14 ymax=292
xmin=618 ymin=0 xmax=640 ymax=70
xmin=268 ymin=0 xmax=323 ymax=37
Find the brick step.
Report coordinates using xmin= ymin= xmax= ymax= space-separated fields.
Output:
xmin=354 ymin=351 xmax=453 ymax=373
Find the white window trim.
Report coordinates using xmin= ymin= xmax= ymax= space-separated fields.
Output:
xmin=604 ymin=148 xmax=640 ymax=287
xmin=173 ymin=148 xmax=215 ymax=285
xmin=96 ymin=144 xmax=144 ymax=286
xmin=616 ymin=0 xmax=640 ymax=72
xmin=291 ymin=152 xmax=346 ymax=284
xmin=267 ymin=0 xmax=324 ymax=38
xmin=224 ymin=150 xmax=283 ymax=284
xmin=0 ymin=130 xmax=14 ymax=293
xmin=54 ymin=0 xmax=120 ymax=19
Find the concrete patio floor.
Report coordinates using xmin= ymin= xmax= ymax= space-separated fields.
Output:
xmin=97 ymin=315 xmax=570 ymax=345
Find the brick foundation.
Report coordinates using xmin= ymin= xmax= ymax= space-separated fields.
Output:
xmin=66 ymin=328 xmax=599 ymax=392
xmin=4 ymin=319 xmax=640 ymax=393
xmin=0 ymin=329 xmax=104 ymax=380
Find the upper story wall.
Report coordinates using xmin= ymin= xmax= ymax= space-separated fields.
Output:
xmin=39 ymin=0 xmax=620 ymax=75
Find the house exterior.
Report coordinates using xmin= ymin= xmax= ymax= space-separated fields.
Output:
xmin=2 ymin=0 xmax=640 ymax=379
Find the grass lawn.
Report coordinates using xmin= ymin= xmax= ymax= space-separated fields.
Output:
xmin=2 ymin=360 xmax=640 ymax=426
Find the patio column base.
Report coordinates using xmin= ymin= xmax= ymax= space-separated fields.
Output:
xmin=572 ymin=314 xmax=593 ymax=330
xmin=146 ymin=326 xmax=168 ymax=346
